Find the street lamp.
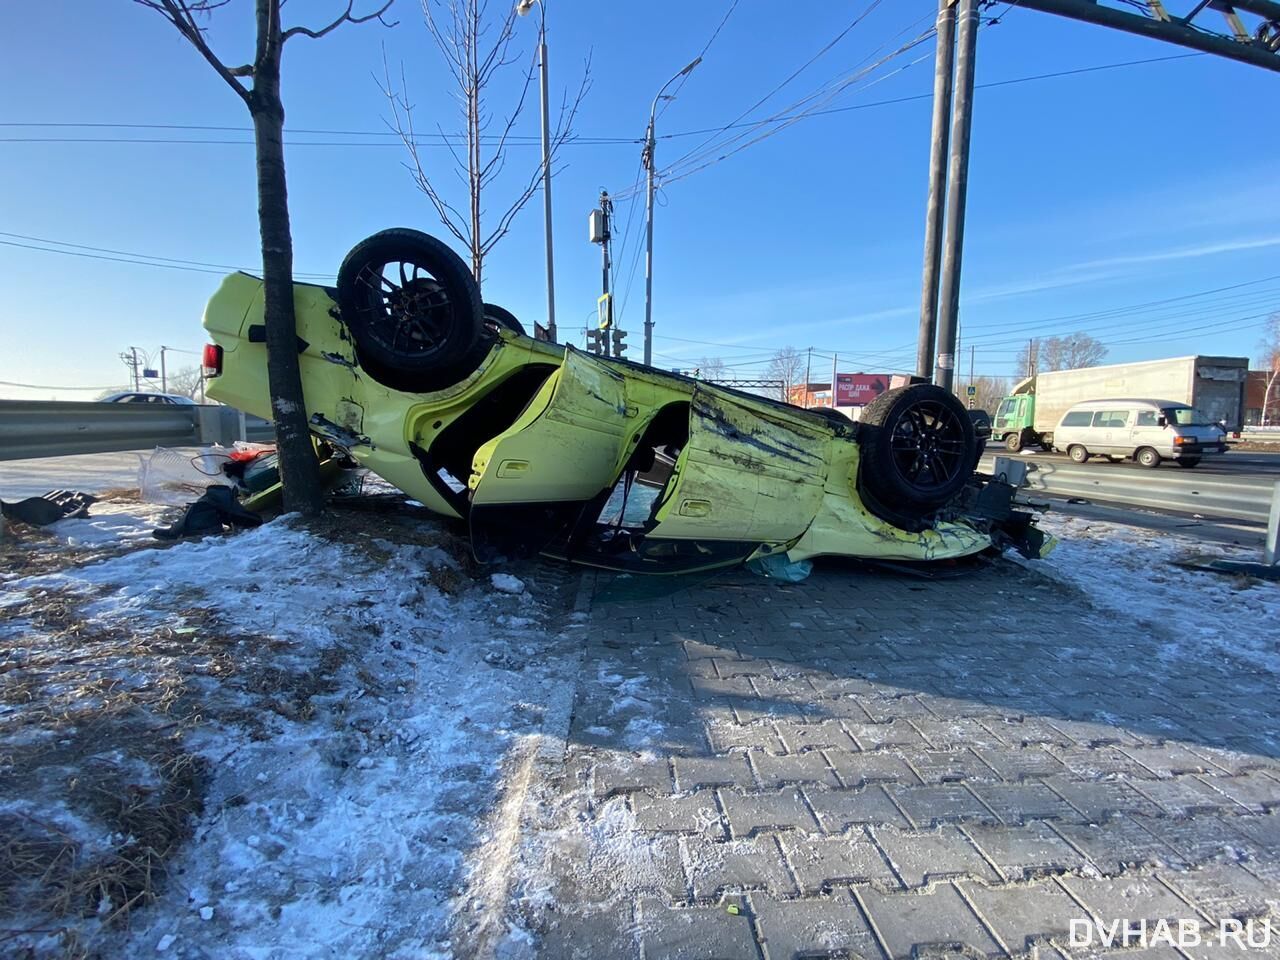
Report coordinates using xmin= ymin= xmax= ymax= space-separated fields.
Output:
xmin=517 ymin=0 xmax=556 ymax=343
xmin=642 ymin=55 xmax=701 ymax=367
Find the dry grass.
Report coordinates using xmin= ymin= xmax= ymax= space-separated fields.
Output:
xmin=0 ymin=490 xmax=488 ymax=954
xmin=316 ymin=496 xmax=478 ymax=594
xmin=0 ymin=590 xmax=316 ymax=949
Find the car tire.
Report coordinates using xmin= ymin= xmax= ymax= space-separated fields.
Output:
xmin=1136 ymin=446 xmax=1161 ymax=468
xmin=1005 ymin=431 xmax=1022 ymax=452
xmin=483 ymin=303 xmax=526 ymax=336
xmin=1176 ymin=457 xmax=1201 ymax=468
xmin=1068 ymin=444 xmax=1089 ymax=463
xmin=337 ymin=228 xmax=482 ymax=390
xmin=857 ymin=383 xmax=976 ymax=514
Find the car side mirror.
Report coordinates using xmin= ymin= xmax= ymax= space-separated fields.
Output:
xmin=1156 ymin=417 xmax=1167 ymax=427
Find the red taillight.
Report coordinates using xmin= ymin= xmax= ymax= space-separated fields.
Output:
xmin=202 ymin=343 xmax=223 ymax=378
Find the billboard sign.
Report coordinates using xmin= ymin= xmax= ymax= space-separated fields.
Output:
xmin=835 ymin=374 xmax=889 ymax=406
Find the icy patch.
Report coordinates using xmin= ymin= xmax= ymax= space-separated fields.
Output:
xmin=1027 ymin=514 xmax=1280 ymax=674
xmin=491 ymin=572 xmax=526 ymax=595
xmin=4 ymin=516 xmax=575 ymax=958
xmin=45 ymin=501 xmax=172 ymax=548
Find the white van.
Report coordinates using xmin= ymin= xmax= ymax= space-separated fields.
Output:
xmin=1053 ymin=398 xmax=1227 ymax=468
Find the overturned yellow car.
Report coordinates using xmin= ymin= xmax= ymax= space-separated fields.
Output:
xmin=202 ymin=228 xmax=1051 ymax=573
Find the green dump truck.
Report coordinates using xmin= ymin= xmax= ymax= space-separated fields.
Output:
xmin=991 ymin=355 xmax=1249 ymax=452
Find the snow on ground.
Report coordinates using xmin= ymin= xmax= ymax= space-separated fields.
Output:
xmin=44 ymin=499 xmax=174 ymax=548
xmin=1 ymin=514 xmax=580 ymax=959
xmin=1028 ymin=512 xmax=1280 ymax=673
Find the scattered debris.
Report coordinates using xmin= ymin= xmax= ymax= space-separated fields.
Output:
xmin=152 ymin=485 xmax=262 ymax=540
xmin=0 ymin=490 xmax=97 ymax=526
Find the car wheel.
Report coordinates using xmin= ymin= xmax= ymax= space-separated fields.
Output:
xmin=337 ymin=228 xmax=482 ymax=390
xmin=483 ymin=303 xmax=526 ymax=336
xmin=1137 ymin=446 xmax=1161 ymax=468
xmin=1068 ymin=444 xmax=1089 ymax=463
xmin=857 ymin=383 xmax=976 ymax=514
xmin=1005 ymin=431 xmax=1022 ymax=452
xmin=1176 ymin=457 xmax=1201 ymax=468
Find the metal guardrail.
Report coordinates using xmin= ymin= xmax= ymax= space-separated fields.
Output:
xmin=981 ymin=455 xmax=1276 ymax=524
xmin=0 ymin=401 xmax=274 ymax=462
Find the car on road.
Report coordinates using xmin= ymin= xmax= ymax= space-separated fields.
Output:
xmin=200 ymin=228 xmax=1052 ymax=572
xmin=100 ymin=391 xmax=197 ymax=405
xmin=1054 ymin=398 xmax=1228 ymax=468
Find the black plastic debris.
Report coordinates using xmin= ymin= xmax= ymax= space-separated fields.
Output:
xmin=0 ymin=490 xmax=97 ymax=526
xmin=153 ymin=485 xmax=263 ymax=540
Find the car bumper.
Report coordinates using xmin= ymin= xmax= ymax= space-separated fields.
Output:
xmin=1172 ymin=443 xmax=1227 ymax=458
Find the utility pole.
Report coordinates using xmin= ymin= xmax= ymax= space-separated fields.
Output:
xmin=160 ymin=346 xmax=169 ymax=393
xmin=590 ymin=191 xmax=614 ymax=356
xmin=933 ymin=0 xmax=979 ymax=392
xmin=831 ymin=352 xmax=839 ymax=410
xmin=120 ymin=347 xmax=141 ymax=391
xmin=917 ymin=0 xmax=957 ymax=381
xmin=599 ymin=191 xmax=612 ymax=304
xmin=804 ymin=347 xmax=812 ymax=407
xmin=643 ymin=55 xmax=702 ymax=367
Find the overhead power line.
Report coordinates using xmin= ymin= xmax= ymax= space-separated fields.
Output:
xmin=0 ymin=53 xmax=1203 ymax=150
xmin=0 ymin=231 xmax=333 ymax=280
xmin=0 ymin=379 xmax=121 ymax=391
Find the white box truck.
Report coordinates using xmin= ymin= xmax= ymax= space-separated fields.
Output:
xmin=990 ymin=355 xmax=1248 ymax=451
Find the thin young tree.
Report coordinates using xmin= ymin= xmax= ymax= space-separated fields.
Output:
xmin=1259 ymin=312 xmax=1280 ymax=426
xmin=696 ymin=357 xmax=727 ymax=382
xmin=134 ymin=0 xmax=395 ymax=515
xmin=766 ymin=347 xmax=805 ymax=402
xmin=381 ymin=0 xmax=589 ymax=289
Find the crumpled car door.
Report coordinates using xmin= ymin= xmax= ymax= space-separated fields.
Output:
xmin=645 ymin=387 xmax=830 ymax=551
xmin=468 ymin=349 xmax=632 ymax=555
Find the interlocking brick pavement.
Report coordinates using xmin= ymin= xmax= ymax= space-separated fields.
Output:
xmin=511 ymin=558 xmax=1280 ymax=959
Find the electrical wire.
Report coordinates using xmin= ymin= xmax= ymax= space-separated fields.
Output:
xmin=0 ymin=379 xmax=121 ymax=390
xmin=658 ymin=0 xmax=743 ymax=120
xmin=0 ymin=231 xmax=334 ymax=280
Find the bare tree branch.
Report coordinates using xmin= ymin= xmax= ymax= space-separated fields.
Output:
xmin=132 ymin=0 xmax=250 ymax=102
xmin=384 ymin=0 xmax=590 ymax=286
xmin=281 ymin=0 xmax=398 ymax=43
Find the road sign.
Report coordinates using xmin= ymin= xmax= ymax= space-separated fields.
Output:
xmin=965 ymin=385 xmax=977 ymax=397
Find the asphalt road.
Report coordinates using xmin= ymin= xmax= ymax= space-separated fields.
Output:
xmin=998 ymin=446 xmax=1280 ymax=476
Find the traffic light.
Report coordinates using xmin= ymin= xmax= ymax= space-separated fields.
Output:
xmin=585 ymin=329 xmax=604 ymax=355
xmin=611 ymin=328 xmax=627 ymax=357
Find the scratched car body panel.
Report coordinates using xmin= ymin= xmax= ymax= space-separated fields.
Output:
xmin=202 ymin=232 xmax=1052 ymax=574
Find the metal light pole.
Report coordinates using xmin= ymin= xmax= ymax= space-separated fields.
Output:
xmin=933 ymin=0 xmax=980 ymax=391
xmin=517 ymin=0 xmax=557 ymax=342
xmin=643 ymin=55 xmax=702 ymax=367
xmin=916 ymin=0 xmax=957 ymax=380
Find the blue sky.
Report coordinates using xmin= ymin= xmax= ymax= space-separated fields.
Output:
xmin=1 ymin=0 xmax=1277 ymax=399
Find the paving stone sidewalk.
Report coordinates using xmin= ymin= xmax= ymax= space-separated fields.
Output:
xmin=510 ymin=557 xmax=1280 ymax=960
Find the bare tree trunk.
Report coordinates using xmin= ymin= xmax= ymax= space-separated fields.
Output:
xmin=133 ymin=0 xmax=393 ymax=519
xmin=466 ymin=1 xmax=483 ymax=288
xmin=250 ymin=1 xmax=323 ymax=515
